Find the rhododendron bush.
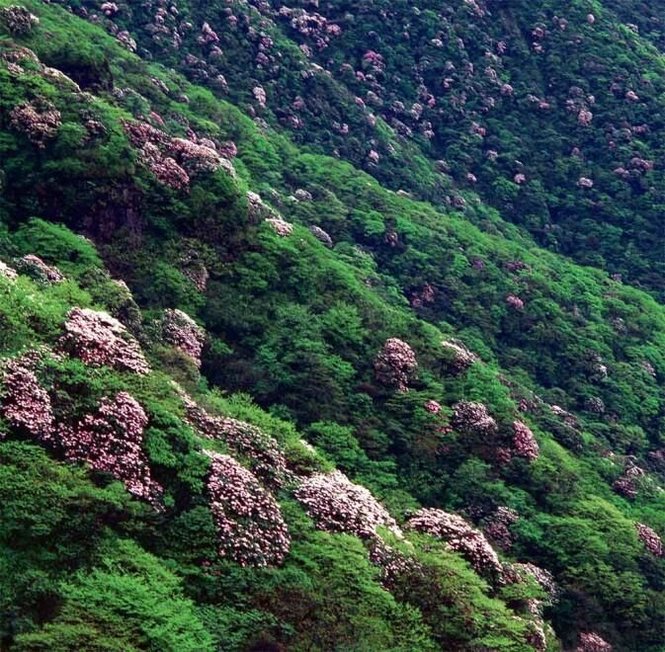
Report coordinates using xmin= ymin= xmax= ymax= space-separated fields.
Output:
xmin=57 ymin=308 xmax=150 ymax=374
xmin=47 ymin=392 xmax=163 ymax=505
xmin=159 ymin=308 xmax=206 ymax=367
xmin=181 ymin=392 xmax=288 ymax=487
xmin=1 ymin=357 xmax=54 ymax=439
xmin=407 ymin=508 xmax=504 ymax=581
xmin=294 ymin=470 xmax=400 ymax=539
xmin=205 ymin=451 xmax=290 ymax=566
xmin=374 ymin=338 xmax=417 ymax=391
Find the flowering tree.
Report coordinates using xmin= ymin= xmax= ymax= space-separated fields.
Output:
xmin=181 ymin=392 xmax=287 ymax=487
xmin=576 ymin=632 xmax=613 ymax=651
xmin=9 ymin=100 xmax=61 ymax=147
xmin=452 ymin=401 xmax=497 ymax=437
xmin=374 ymin=338 xmax=417 ymax=391
xmin=295 ymin=470 xmax=401 ymax=539
xmin=51 ymin=392 xmax=163 ymax=506
xmin=1 ymin=357 xmax=54 ymax=439
xmin=58 ymin=307 xmax=150 ymax=374
xmin=408 ymin=508 xmax=504 ymax=580
xmin=205 ymin=451 xmax=290 ymax=566
xmin=635 ymin=522 xmax=664 ymax=557
xmin=159 ymin=309 xmax=206 ymax=367
xmin=512 ymin=421 xmax=540 ymax=461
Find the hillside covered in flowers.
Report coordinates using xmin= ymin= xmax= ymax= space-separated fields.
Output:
xmin=0 ymin=0 xmax=664 ymax=650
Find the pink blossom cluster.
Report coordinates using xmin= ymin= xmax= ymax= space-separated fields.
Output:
xmin=116 ymin=30 xmax=137 ymax=52
xmin=246 ymin=191 xmax=274 ymax=221
xmin=577 ymin=632 xmax=612 ymax=652
xmin=123 ymin=120 xmax=226 ymax=190
xmin=368 ymin=538 xmax=420 ymax=588
xmin=578 ymin=176 xmax=594 ymax=189
xmin=182 ymin=394 xmax=287 ymax=487
xmin=512 ymin=421 xmax=540 ymax=461
xmin=52 ymin=392 xmax=163 ymax=505
xmin=9 ymin=100 xmax=61 ymax=148
xmin=513 ymin=562 xmax=558 ymax=600
xmin=309 ymin=225 xmax=333 ymax=247
xmin=407 ymin=508 xmax=504 ymax=580
xmin=279 ymin=7 xmax=341 ymax=50
xmin=550 ymin=404 xmax=580 ymax=429
xmin=295 ymin=470 xmax=401 ymax=539
xmin=57 ymin=307 xmax=150 ymax=374
xmin=506 ymin=294 xmax=525 ymax=310
xmin=362 ymin=50 xmax=385 ymax=72
xmin=100 ymin=2 xmax=118 ymax=17
xmin=0 ymin=260 xmax=18 ymax=281
xmin=374 ymin=338 xmax=417 ymax=391
xmin=613 ymin=464 xmax=645 ymax=499
xmin=635 ymin=523 xmax=664 ymax=557
xmin=424 ymin=400 xmax=442 ymax=414
xmin=159 ymin=309 xmax=205 ymax=367
xmin=578 ymin=109 xmax=593 ymax=126
xmin=15 ymin=254 xmax=64 ymax=283
xmin=452 ymin=401 xmax=497 ymax=437
xmin=441 ymin=339 xmax=477 ymax=374
xmin=0 ymin=357 xmax=54 ymax=439
xmin=265 ymin=217 xmax=294 ymax=237
xmin=253 ymin=86 xmax=267 ymax=108
xmin=197 ymin=21 xmax=219 ymax=45
xmin=483 ymin=506 xmax=519 ymax=550
xmin=179 ymin=247 xmax=209 ymax=292
xmin=0 ymin=5 xmax=39 ymax=34
xmin=409 ymin=283 xmax=436 ymax=308
xmin=205 ymin=451 xmax=290 ymax=566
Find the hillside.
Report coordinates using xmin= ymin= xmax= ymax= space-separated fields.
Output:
xmin=0 ymin=1 xmax=664 ymax=651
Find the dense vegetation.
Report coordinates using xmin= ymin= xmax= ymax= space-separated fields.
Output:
xmin=0 ymin=0 xmax=663 ymax=650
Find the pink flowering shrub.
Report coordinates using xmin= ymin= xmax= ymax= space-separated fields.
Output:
xmin=0 ymin=357 xmax=54 ymax=439
xmin=635 ymin=523 xmax=664 ymax=557
xmin=577 ymin=632 xmax=612 ymax=652
xmin=50 ymin=392 xmax=162 ymax=505
xmin=441 ymin=339 xmax=477 ymax=374
xmin=409 ymin=282 xmax=436 ymax=308
xmin=295 ymin=470 xmax=401 ymax=539
xmin=512 ymin=421 xmax=539 ymax=461
xmin=123 ymin=120 xmax=227 ymax=190
xmin=613 ymin=464 xmax=645 ymax=499
xmin=10 ymin=100 xmax=61 ymax=148
xmin=265 ymin=217 xmax=294 ymax=237
xmin=252 ymin=86 xmax=267 ymax=108
xmin=182 ymin=394 xmax=287 ymax=487
xmin=506 ymin=294 xmax=525 ymax=310
xmin=511 ymin=562 xmax=558 ymax=599
xmin=368 ymin=538 xmax=420 ymax=588
xmin=15 ymin=254 xmax=64 ymax=283
xmin=159 ymin=309 xmax=205 ymax=367
xmin=483 ymin=506 xmax=519 ymax=550
xmin=452 ymin=401 xmax=497 ymax=437
xmin=374 ymin=338 xmax=417 ymax=391
xmin=424 ymin=400 xmax=441 ymax=414
xmin=57 ymin=307 xmax=150 ymax=374
xmin=577 ymin=177 xmax=594 ymax=189
xmin=0 ymin=5 xmax=39 ymax=35
xmin=0 ymin=260 xmax=18 ymax=281
xmin=205 ymin=451 xmax=290 ymax=566
xmin=408 ymin=508 xmax=504 ymax=580
xmin=309 ymin=225 xmax=333 ymax=247
xmin=179 ymin=248 xmax=209 ymax=292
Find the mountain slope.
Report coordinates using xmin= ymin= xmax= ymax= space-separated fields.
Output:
xmin=51 ymin=0 xmax=665 ymax=296
xmin=0 ymin=1 xmax=664 ymax=651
